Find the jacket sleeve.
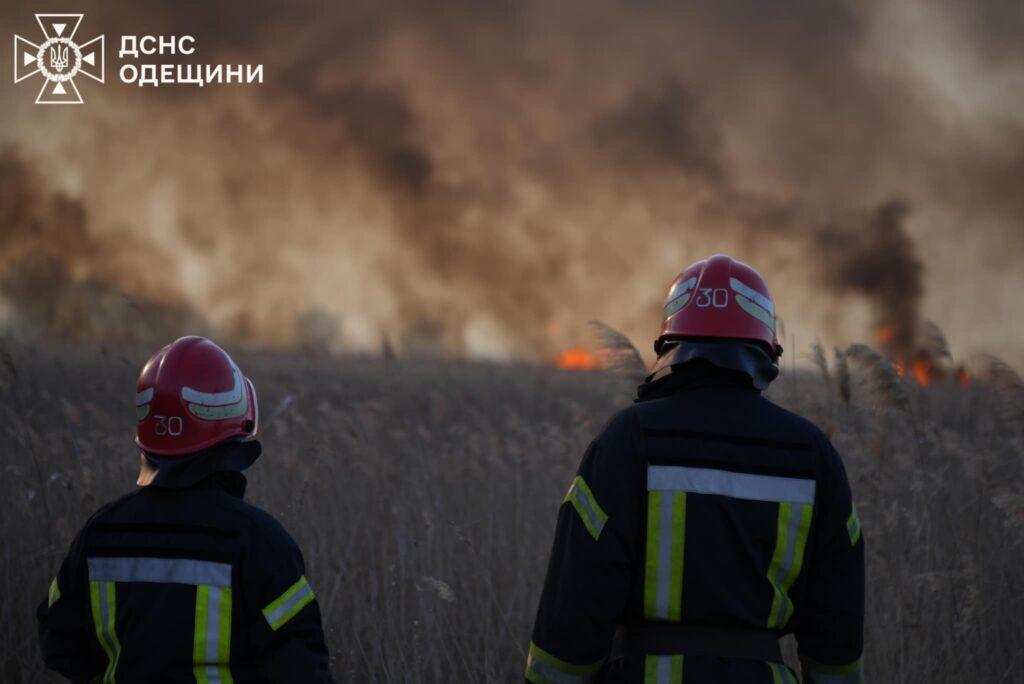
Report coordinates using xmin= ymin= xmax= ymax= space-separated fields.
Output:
xmin=526 ymin=410 xmax=643 ymax=683
xmin=795 ymin=439 xmax=866 ymax=683
xmin=244 ymin=515 xmax=335 ymax=683
xmin=37 ymin=524 xmax=105 ymax=683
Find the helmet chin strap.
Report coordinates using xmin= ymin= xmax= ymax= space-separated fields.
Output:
xmin=645 ymin=338 xmax=780 ymax=391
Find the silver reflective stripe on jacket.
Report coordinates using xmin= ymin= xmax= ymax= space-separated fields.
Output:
xmin=88 ymin=557 xmax=232 ymax=587
xmin=647 ymin=465 xmax=815 ymax=504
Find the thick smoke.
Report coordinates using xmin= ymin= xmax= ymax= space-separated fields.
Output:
xmin=0 ymin=150 xmax=206 ymax=342
xmin=0 ymin=0 xmax=1021 ymax=362
xmin=814 ymin=202 xmax=924 ymax=358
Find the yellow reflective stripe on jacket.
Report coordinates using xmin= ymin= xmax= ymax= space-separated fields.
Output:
xmin=563 ymin=476 xmax=608 ymax=541
xmin=846 ymin=503 xmax=861 ymax=546
xmin=644 ymin=654 xmax=684 ymax=683
xmin=768 ymin=661 xmax=799 ymax=684
xmin=766 ymin=502 xmax=813 ymax=628
xmin=800 ymin=655 xmax=865 ymax=684
xmin=262 ymin=576 xmax=315 ymax=631
xmin=89 ymin=580 xmax=121 ymax=683
xmin=48 ymin=577 xmax=61 ymax=607
xmin=643 ymin=490 xmax=686 ymax=621
xmin=193 ymin=585 xmax=234 ymax=683
xmin=525 ymin=641 xmax=604 ymax=684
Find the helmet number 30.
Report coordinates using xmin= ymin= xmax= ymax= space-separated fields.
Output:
xmin=153 ymin=415 xmax=184 ymax=436
xmin=696 ymin=288 xmax=729 ymax=308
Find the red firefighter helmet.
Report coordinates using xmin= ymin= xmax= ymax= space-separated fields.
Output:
xmin=135 ymin=336 xmax=258 ymax=456
xmin=658 ymin=254 xmax=782 ymax=359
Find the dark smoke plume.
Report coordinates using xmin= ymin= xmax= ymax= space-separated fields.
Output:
xmin=814 ymin=201 xmax=924 ymax=358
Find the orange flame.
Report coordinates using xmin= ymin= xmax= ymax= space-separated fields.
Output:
xmin=912 ymin=359 xmax=932 ymax=387
xmin=554 ymin=348 xmax=600 ymax=371
xmin=893 ymin=359 xmax=905 ymax=377
xmin=957 ymin=367 xmax=971 ymax=387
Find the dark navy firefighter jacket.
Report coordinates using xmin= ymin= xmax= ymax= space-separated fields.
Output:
xmin=38 ymin=442 xmax=334 ymax=683
xmin=527 ymin=366 xmax=865 ymax=684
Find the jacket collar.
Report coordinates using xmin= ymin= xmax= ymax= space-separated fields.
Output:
xmin=143 ymin=439 xmax=261 ymax=493
xmin=638 ymin=337 xmax=779 ymax=399
xmin=636 ymin=357 xmax=761 ymax=402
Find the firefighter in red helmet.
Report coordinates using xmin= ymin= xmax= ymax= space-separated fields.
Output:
xmin=38 ymin=336 xmax=335 ymax=683
xmin=526 ymin=255 xmax=865 ymax=683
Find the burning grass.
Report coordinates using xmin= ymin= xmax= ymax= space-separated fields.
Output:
xmin=553 ymin=347 xmax=601 ymax=371
xmin=1 ymin=339 xmax=1022 ymax=682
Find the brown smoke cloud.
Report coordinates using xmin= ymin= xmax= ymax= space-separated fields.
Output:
xmin=0 ymin=149 xmax=206 ymax=342
xmin=1 ymin=0 xmax=1022 ymax=363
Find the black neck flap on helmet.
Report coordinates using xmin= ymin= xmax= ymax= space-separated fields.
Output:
xmin=144 ymin=438 xmax=261 ymax=491
xmin=638 ymin=337 xmax=780 ymax=399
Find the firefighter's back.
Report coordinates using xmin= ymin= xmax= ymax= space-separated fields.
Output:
xmin=90 ymin=477 xmax=275 ymax=681
xmin=39 ymin=337 xmax=333 ymax=683
xmin=526 ymin=380 xmax=863 ymax=684
xmin=614 ymin=381 xmax=861 ymax=682
xmin=40 ymin=472 xmax=332 ymax=683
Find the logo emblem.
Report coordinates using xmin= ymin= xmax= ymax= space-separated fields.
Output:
xmin=13 ymin=14 xmax=104 ymax=104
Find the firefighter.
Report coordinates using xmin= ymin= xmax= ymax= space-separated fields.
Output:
xmin=526 ymin=255 xmax=865 ymax=683
xmin=38 ymin=336 xmax=334 ymax=683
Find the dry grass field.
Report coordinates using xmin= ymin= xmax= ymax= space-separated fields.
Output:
xmin=1 ymin=338 xmax=1022 ymax=682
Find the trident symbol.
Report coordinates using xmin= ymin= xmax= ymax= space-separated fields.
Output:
xmin=49 ymin=45 xmax=69 ymax=72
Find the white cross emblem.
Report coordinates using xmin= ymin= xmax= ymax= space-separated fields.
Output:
xmin=13 ymin=14 xmax=104 ymax=104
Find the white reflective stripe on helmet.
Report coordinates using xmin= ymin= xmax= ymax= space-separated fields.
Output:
xmin=246 ymin=377 xmax=258 ymax=437
xmin=188 ymin=375 xmax=250 ymax=420
xmin=648 ymin=465 xmax=815 ymax=504
xmin=736 ymin=294 xmax=776 ymax=331
xmin=729 ymin=277 xmax=775 ymax=315
xmin=182 ymin=364 xmax=244 ymax=407
xmin=135 ymin=387 xmax=154 ymax=406
xmin=667 ymin=276 xmax=698 ymax=302
xmin=663 ymin=276 xmax=699 ymax=319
